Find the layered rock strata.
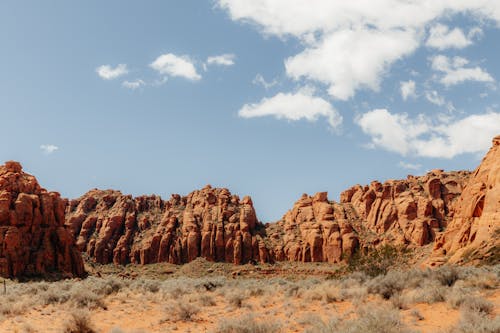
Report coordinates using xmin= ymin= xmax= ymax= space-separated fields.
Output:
xmin=66 ymin=186 xmax=269 ymax=265
xmin=432 ymin=135 xmax=500 ymax=264
xmin=265 ymin=170 xmax=470 ymax=263
xmin=0 ymin=161 xmax=84 ymax=278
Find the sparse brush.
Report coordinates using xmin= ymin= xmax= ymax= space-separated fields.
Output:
xmin=302 ymin=314 xmax=341 ymax=333
xmin=347 ymin=306 xmax=414 ymax=333
xmin=390 ymin=293 xmax=409 ymax=310
xmin=460 ymin=295 xmax=494 ymax=314
xmin=91 ymin=277 xmax=124 ymax=295
xmin=434 ymin=266 xmax=460 ymax=287
xmin=447 ymin=310 xmax=500 ymax=333
xmin=445 ymin=286 xmax=470 ymax=309
xmin=227 ymin=292 xmax=245 ymax=308
xmin=366 ymin=270 xmax=406 ymax=299
xmin=347 ymin=245 xmax=410 ymax=277
xmin=69 ymin=285 xmax=106 ymax=309
xmin=214 ymin=314 xmax=282 ymax=333
xmin=165 ymin=300 xmax=200 ymax=322
xmin=198 ymin=294 xmax=216 ymax=306
xmin=62 ymin=310 xmax=96 ymax=333
xmin=405 ymin=281 xmax=447 ymax=304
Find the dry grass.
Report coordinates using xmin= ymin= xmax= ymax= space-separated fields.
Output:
xmin=62 ymin=310 xmax=96 ymax=333
xmin=0 ymin=263 xmax=497 ymax=332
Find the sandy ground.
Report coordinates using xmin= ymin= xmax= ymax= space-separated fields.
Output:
xmin=1 ymin=287 xmax=498 ymax=333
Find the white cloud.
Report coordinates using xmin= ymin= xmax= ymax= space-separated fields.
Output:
xmin=426 ymin=24 xmax=473 ymax=49
xmin=356 ymin=108 xmax=500 ymax=158
xmin=217 ymin=0 xmax=500 ymax=100
xmin=425 ymin=90 xmax=446 ymax=106
xmin=398 ymin=161 xmax=422 ymax=170
xmin=431 ymin=55 xmax=494 ymax=86
xmin=206 ymin=54 xmax=235 ymax=66
xmin=238 ymin=90 xmax=342 ymax=130
xmin=40 ymin=144 xmax=59 ymax=154
xmin=122 ymin=79 xmax=145 ymax=90
xmin=96 ymin=64 xmax=128 ymax=80
xmin=400 ymin=80 xmax=416 ymax=100
xmin=150 ymin=53 xmax=201 ymax=81
xmin=253 ymin=74 xmax=277 ymax=89
xmin=285 ymin=28 xmax=419 ymax=100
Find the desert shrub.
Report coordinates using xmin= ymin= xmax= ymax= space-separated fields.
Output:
xmin=390 ymin=293 xmax=409 ymax=310
xmin=165 ymin=299 xmax=200 ymax=322
xmin=434 ymin=266 xmax=460 ymax=287
xmin=448 ymin=311 xmax=500 ymax=333
xmin=91 ymin=277 xmax=124 ymax=295
xmin=227 ymin=292 xmax=245 ymax=308
xmin=130 ymin=278 xmax=161 ymax=293
xmin=302 ymin=306 xmax=413 ymax=333
xmin=405 ymin=281 xmax=447 ymax=304
xmin=62 ymin=310 xmax=96 ymax=333
xmin=302 ymin=314 xmax=341 ymax=333
xmin=345 ymin=306 xmax=414 ymax=333
xmin=198 ymin=294 xmax=217 ymax=306
xmin=195 ymin=277 xmax=226 ymax=292
xmin=347 ymin=245 xmax=410 ymax=277
xmin=69 ymin=285 xmax=106 ymax=309
xmin=214 ymin=314 xmax=282 ymax=333
xmin=41 ymin=285 xmax=70 ymax=305
xmin=445 ymin=286 xmax=470 ymax=309
xmin=366 ymin=270 xmax=406 ymax=299
xmin=460 ymin=296 xmax=494 ymax=314
xmin=302 ymin=283 xmax=341 ymax=303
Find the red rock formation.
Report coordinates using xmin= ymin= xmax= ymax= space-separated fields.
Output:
xmin=266 ymin=170 xmax=470 ymax=263
xmin=66 ymin=185 xmax=267 ymax=265
xmin=432 ymin=135 xmax=500 ymax=264
xmin=0 ymin=161 xmax=84 ymax=278
xmin=340 ymin=170 xmax=470 ymax=247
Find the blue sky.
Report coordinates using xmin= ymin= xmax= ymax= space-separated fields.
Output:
xmin=1 ymin=1 xmax=500 ymax=221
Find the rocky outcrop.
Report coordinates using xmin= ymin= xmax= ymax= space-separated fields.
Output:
xmin=265 ymin=170 xmax=470 ymax=263
xmin=66 ymin=185 xmax=268 ymax=265
xmin=432 ymin=135 xmax=500 ymax=264
xmin=0 ymin=161 xmax=84 ymax=278
xmin=66 ymin=171 xmax=473 ymax=266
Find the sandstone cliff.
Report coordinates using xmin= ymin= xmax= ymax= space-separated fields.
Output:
xmin=431 ymin=135 xmax=500 ymax=265
xmin=66 ymin=185 xmax=269 ymax=265
xmin=0 ymin=161 xmax=84 ymax=278
xmin=265 ymin=170 xmax=470 ymax=263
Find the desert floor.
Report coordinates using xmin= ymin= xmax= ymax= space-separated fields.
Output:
xmin=0 ymin=260 xmax=498 ymax=333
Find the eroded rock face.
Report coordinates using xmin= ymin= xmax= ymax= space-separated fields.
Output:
xmin=0 ymin=161 xmax=84 ymax=278
xmin=66 ymin=185 xmax=267 ymax=265
xmin=432 ymin=135 xmax=500 ymax=264
xmin=266 ymin=170 xmax=470 ymax=263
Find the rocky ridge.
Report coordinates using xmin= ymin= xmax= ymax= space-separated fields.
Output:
xmin=0 ymin=161 xmax=84 ymax=278
xmin=265 ymin=169 xmax=470 ymax=263
xmin=3 ymin=137 xmax=498 ymax=271
xmin=66 ymin=186 xmax=269 ymax=265
xmin=431 ymin=135 xmax=500 ymax=265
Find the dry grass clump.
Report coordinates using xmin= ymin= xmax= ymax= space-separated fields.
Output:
xmin=366 ymin=270 xmax=406 ymax=299
xmin=226 ymin=292 xmax=246 ymax=308
xmin=214 ymin=314 xmax=282 ymax=333
xmin=62 ymin=310 xmax=96 ymax=333
xmin=198 ymin=293 xmax=217 ymax=306
xmin=459 ymin=295 xmax=494 ymax=314
xmin=303 ymin=306 xmax=414 ymax=333
xmin=447 ymin=311 xmax=500 ymax=333
xmin=69 ymin=285 xmax=106 ymax=309
xmin=164 ymin=298 xmax=200 ymax=322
